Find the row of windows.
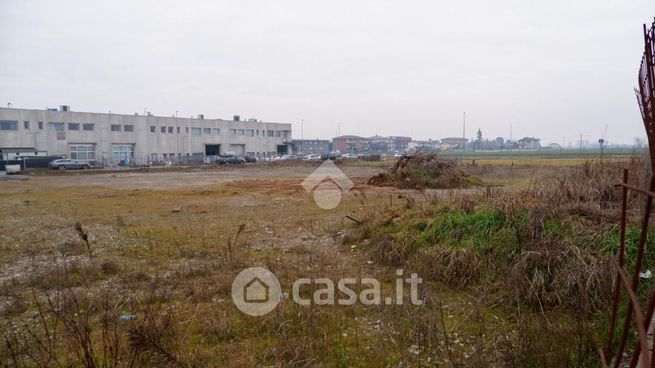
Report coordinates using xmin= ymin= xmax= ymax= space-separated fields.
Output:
xmin=229 ymin=129 xmax=288 ymax=138
xmin=111 ymin=124 xmax=134 ymax=132
xmin=0 ymin=120 xmax=131 ymax=133
xmin=1 ymin=120 xmax=290 ymax=138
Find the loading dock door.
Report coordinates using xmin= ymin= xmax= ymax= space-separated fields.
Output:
xmin=229 ymin=144 xmax=245 ymax=156
xmin=205 ymin=144 xmax=221 ymax=156
xmin=277 ymin=144 xmax=289 ymax=155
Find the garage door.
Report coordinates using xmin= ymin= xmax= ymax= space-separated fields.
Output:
xmin=229 ymin=144 xmax=245 ymax=156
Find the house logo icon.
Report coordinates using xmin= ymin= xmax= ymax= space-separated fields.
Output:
xmin=244 ymin=277 xmax=269 ymax=303
xmin=231 ymin=267 xmax=281 ymax=316
xmin=301 ymin=160 xmax=353 ymax=210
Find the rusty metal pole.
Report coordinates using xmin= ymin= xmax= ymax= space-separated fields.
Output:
xmin=614 ymin=176 xmax=655 ymax=368
xmin=606 ymin=169 xmax=630 ymax=359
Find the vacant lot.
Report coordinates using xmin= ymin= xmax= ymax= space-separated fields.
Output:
xmin=0 ymin=157 xmax=641 ymax=367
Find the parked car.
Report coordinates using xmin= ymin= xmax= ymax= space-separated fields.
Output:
xmin=216 ymin=155 xmax=245 ymax=165
xmin=278 ymin=154 xmax=299 ymax=161
xmin=49 ymin=159 xmax=90 ymax=170
xmin=393 ymin=152 xmax=406 ymax=159
xmin=244 ymin=155 xmax=257 ymax=163
xmin=342 ymin=153 xmax=360 ymax=160
xmin=302 ymin=154 xmax=321 ymax=161
xmin=320 ymin=153 xmax=338 ymax=160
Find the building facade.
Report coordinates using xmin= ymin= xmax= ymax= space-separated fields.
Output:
xmin=331 ymin=135 xmax=371 ymax=154
xmin=0 ymin=106 xmax=292 ymax=166
xmin=291 ymin=139 xmax=331 ymax=154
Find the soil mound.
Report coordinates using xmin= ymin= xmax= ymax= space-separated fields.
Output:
xmin=368 ymin=153 xmax=478 ymax=189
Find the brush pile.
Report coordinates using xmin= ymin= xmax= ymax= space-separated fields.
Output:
xmin=368 ymin=152 xmax=477 ymax=189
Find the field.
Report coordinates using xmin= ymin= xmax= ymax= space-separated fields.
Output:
xmin=0 ymin=155 xmax=651 ymax=367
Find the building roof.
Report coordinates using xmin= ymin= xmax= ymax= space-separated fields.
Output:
xmin=333 ymin=135 xmax=366 ymax=139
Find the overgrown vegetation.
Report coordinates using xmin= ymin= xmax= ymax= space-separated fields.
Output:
xmin=368 ymin=153 xmax=480 ymax=189
xmin=346 ymin=157 xmax=654 ymax=366
xmin=1 ymin=157 xmax=652 ymax=366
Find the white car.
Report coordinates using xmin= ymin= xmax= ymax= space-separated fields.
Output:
xmin=342 ymin=153 xmax=359 ymax=160
xmin=302 ymin=154 xmax=321 ymax=161
xmin=393 ymin=152 xmax=406 ymax=159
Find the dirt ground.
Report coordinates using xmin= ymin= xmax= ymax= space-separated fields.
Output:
xmin=0 ymin=159 xmax=590 ymax=366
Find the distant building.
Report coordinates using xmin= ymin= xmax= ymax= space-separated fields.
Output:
xmin=440 ymin=137 xmax=468 ymax=150
xmin=408 ymin=139 xmax=440 ymax=151
xmin=0 ymin=147 xmax=48 ymax=160
xmin=517 ymin=137 xmax=541 ymax=150
xmin=332 ymin=135 xmax=370 ymax=153
xmin=0 ymin=105 xmax=292 ymax=166
xmin=389 ymin=136 xmax=412 ymax=152
xmin=291 ymin=139 xmax=331 ymax=154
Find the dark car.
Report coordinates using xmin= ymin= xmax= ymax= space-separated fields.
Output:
xmin=244 ymin=155 xmax=257 ymax=163
xmin=216 ymin=155 xmax=245 ymax=165
xmin=320 ymin=153 xmax=338 ymax=161
xmin=49 ymin=159 xmax=90 ymax=170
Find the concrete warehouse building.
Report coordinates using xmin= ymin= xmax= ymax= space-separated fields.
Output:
xmin=0 ymin=106 xmax=293 ymax=166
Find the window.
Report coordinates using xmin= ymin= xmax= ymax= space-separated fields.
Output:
xmin=212 ymin=128 xmax=220 ymax=135
xmin=267 ymin=130 xmax=274 ymax=137
xmin=111 ymin=124 xmax=121 ymax=131
xmin=185 ymin=127 xmax=189 ymax=133
xmin=168 ymin=126 xmax=173 ymax=133
xmin=23 ymin=121 xmax=30 ymax=129
xmin=68 ymin=123 xmax=80 ymax=130
xmin=203 ymin=128 xmax=211 ymax=134
xmin=48 ymin=122 xmax=64 ymax=131
xmin=177 ymin=127 xmax=181 ymax=133
xmin=150 ymin=126 xmax=156 ymax=133
xmin=256 ymin=130 xmax=259 ymax=136
xmin=124 ymin=125 xmax=134 ymax=132
xmin=238 ymin=129 xmax=245 ymax=136
xmin=112 ymin=144 xmax=134 ymax=163
xmin=191 ymin=127 xmax=201 ymax=136
xmin=275 ymin=131 xmax=281 ymax=137
xmin=230 ymin=129 xmax=237 ymax=135
xmin=246 ymin=129 xmax=254 ymax=136
xmin=0 ymin=120 xmax=18 ymax=131
xmin=69 ymin=144 xmax=95 ymax=160
xmin=83 ymin=123 xmax=94 ymax=131
xmin=38 ymin=121 xmax=44 ymax=129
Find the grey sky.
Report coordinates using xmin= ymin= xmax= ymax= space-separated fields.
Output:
xmin=1 ymin=0 xmax=654 ymax=145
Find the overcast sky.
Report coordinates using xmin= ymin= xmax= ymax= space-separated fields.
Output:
xmin=1 ymin=0 xmax=654 ymax=144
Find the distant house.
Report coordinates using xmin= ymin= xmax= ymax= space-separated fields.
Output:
xmin=408 ymin=139 xmax=440 ymax=151
xmin=292 ymin=139 xmax=331 ymax=154
xmin=440 ymin=137 xmax=468 ymax=150
xmin=331 ymin=135 xmax=370 ymax=153
xmin=517 ymin=137 xmax=541 ymax=149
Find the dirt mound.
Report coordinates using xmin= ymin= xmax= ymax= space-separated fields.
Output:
xmin=367 ymin=153 xmax=478 ymax=189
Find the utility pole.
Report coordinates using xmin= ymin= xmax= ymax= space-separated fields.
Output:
xmin=462 ymin=112 xmax=466 ymax=152
xmin=175 ymin=111 xmax=179 ymax=165
xmin=300 ymin=119 xmax=304 ymax=154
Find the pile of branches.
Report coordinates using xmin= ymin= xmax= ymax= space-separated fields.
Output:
xmin=368 ymin=152 xmax=477 ymax=189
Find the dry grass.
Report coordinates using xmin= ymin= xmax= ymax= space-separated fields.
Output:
xmin=0 ymin=158 xmax=644 ymax=366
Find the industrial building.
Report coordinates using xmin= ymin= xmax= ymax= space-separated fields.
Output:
xmin=0 ymin=106 xmax=293 ymax=166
